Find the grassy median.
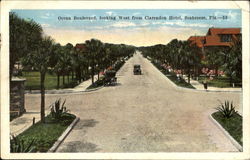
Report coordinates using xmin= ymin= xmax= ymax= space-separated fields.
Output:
xmin=11 ymin=113 xmax=76 ymax=152
xmin=151 ymin=61 xmax=195 ymax=89
xmin=212 ymin=111 xmax=242 ymax=146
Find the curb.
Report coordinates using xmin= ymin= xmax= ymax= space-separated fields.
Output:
xmin=209 ymin=114 xmax=243 ymax=151
xmin=48 ymin=117 xmax=80 ymax=152
xmin=25 ymin=86 xmax=104 ymax=95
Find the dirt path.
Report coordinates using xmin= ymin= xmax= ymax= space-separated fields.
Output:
xmin=25 ymin=52 xmax=242 ymax=152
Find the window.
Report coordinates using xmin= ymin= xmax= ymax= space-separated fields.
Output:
xmin=220 ymin=34 xmax=232 ymax=42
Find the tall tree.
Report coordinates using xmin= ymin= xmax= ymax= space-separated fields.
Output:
xmin=85 ymin=39 xmax=103 ymax=84
xmin=223 ymin=35 xmax=242 ymax=86
xmin=204 ymin=46 xmax=226 ymax=77
xmin=22 ymin=36 xmax=55 ymax=123
xmin=179 ymin=41 xmax=201 ymax=83
xmin=9 ymin=12 xmax=43 ymax=78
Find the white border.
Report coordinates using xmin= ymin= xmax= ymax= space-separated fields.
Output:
xmin=1 ymin=1 xmax=250 ymax=159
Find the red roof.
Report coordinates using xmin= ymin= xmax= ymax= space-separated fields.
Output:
xmin=188 ymin=28 xmax=241 ymax=47
xmin=207 ymin=28 xmax=241 ymax=36
xmin=188 ymin=36 xmax=205 ymax=48
xmin=75 ymin=43 xmax=86 ymax=50
xmin=204 ymin=28 xmax=241 ymax=47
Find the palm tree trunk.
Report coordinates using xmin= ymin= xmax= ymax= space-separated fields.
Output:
xmin=188 ymin=73 xmax=191 ymax=84
xmin=91 ymin=65 xmax=94 ymax=84
xmin=215 ymin=67 xmax=218 ymax=77
xmin=63 ymin=75 xmax=65 ymax=85
xmin=57 ymin=74 xmax=60 ymax=89
xmin=40 ymin=72 xmax=46 ymax=123
xmin=71 ymin=71 xmax=74 ymax=80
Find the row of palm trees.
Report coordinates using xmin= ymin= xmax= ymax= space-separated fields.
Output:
xmin=140 ymin=39 xmax=202 ymax=83
xmin=139 ymin=37 xmax=242 ymax=85
xmin=10 ymin=12 xmax=135 ymax=123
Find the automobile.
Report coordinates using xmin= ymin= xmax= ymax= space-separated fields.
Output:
xmin=104 ymin=70 xmax=117 ymax=86
xmin=133 ymin=64 xmax=142 ymax=75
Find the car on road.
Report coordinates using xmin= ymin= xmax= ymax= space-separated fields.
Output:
xmin=104 ymin=70 xmax=117 ymax=86
xmin=133 ymin=64 xmax=142 ymax=75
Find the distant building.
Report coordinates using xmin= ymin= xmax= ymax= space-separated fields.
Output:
xmin=188 ymin=27 xmax=241 ymax=49
xmin=75 ymin=43 xmax=87 ymax=52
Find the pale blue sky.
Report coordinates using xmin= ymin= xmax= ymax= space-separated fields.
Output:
xmin=12 ymin=9 xmax=241 ymax=46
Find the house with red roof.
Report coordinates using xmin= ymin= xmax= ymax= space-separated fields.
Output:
xmin=187 ymin=36 xmax=206 ymax=48
xmin=188 ymin=27 xmax=241 ymax=49
xmin=75 ymin=43 xmax=86 ymax=51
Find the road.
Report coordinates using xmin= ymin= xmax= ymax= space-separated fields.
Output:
xmin=25 ymin=52 xmax=242 ymax=152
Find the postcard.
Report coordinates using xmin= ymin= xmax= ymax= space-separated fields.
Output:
xmin=1 ymin=0 xmax=249 ymax=159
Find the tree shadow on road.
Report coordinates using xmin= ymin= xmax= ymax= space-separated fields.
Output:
xmin=74 ymin=119 xmax=99 ymax=129
xmin=58 ymin=141 xmax=100 ymax=152
xmin=104 ymin=82 xmax=122 ymax=87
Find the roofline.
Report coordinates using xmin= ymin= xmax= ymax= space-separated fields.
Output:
xmin=208 ymin=27 xmax=241 ymax=29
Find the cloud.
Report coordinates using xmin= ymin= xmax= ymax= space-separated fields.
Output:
xmin=214 ymin=10 xmax=239 ymax=22
xmin=105 ymin=11 xmax=115 ymax=16
xmin=151 ymin=21 xmax=211 ymax=28
xmin=132 ymin=12 xmax=141 ymax=16
xmin=41 ymin=15 xmax=50 ymax=19
xmin=111 ymin=22 xmax=136 ymax=28
xmin=40 ymin=12 xmax=54 ymax=19
xmin=43 ymin=26 xmax=205 ymax=47
xmin=41 ymin=23 xmax=50 ymax=28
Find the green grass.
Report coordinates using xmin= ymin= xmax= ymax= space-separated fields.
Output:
xmin=151 ymin=61 xmax=195 ymax=89
xmin=13 ymin=113 xmax=76 ymax=152
xmin=198 ymin=76 xmax=242 ymax=88
xmin=212 ymin=111 xmax=242 ymax=146
xmin=166 ymin=73 xmax=195 ymax=89
xmin=20 ymin=71 xmax=78 ymax=90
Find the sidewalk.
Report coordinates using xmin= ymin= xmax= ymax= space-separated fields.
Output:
xmin=10 ymin=75 xmax=99 ymax=136
xmin=182 ymin=75 xmax=242 ymax=92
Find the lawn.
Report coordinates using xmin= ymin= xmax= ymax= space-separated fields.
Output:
xmin=151 ymin=61 xmax=195 ymax=89
xmin=198 ymin=76 xmax=242 ymax=88
xmin=20 ymin=71 xmax=78 ymax=90
xmin=212 ymin=111 xmax=242 ymax=146
xmin=166 ymin=73 xmax=195 ymax=89
xmin=11 ymin=113 xmax=76 ymax=152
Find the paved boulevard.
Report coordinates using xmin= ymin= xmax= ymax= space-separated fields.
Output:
xmin=26 ymin=52 xmax=242 ymax=152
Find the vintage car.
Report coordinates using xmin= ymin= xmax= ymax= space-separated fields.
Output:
xmin=104 ymin=70 xmax=117 ymax=86
xmin=133 ymin=64 xmax=141 ymax=75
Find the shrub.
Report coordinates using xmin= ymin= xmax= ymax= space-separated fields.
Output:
xmin=216 ymin=100 xmax=237 ymax=118
xmin=50 ymin=98 xmax=68 ymax=120
xmin=60 ymin=113 xmax=76 ymax=126
xmin=10 ymin=135 xmax=35 ymax=153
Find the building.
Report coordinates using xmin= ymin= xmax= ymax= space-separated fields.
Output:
xmin=187 ymin=36 xmax=206 ymax=48
xmin=188 ymin=27 xmax=241 ymax=49
xmin=75 ymin=43 xmax=86 ymax=51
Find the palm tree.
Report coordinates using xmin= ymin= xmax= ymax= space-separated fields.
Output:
xmin=52 ymin=43 xmax=63 ymax=89
xmin=85 ymin=39 xmax=103 ymax=84
xmin=223 ymin=35 xmax=242 ymax=86
xmin=10 ymin=12 xmax=43 ymax=78
xmin=204 ymin=46 xmax=226 ymax=77
xmin=22 ymin=36 xmax=55 ymax=123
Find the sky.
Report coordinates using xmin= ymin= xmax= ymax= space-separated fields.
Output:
xmin=12 ymin=9 xmax=241 ymax=47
